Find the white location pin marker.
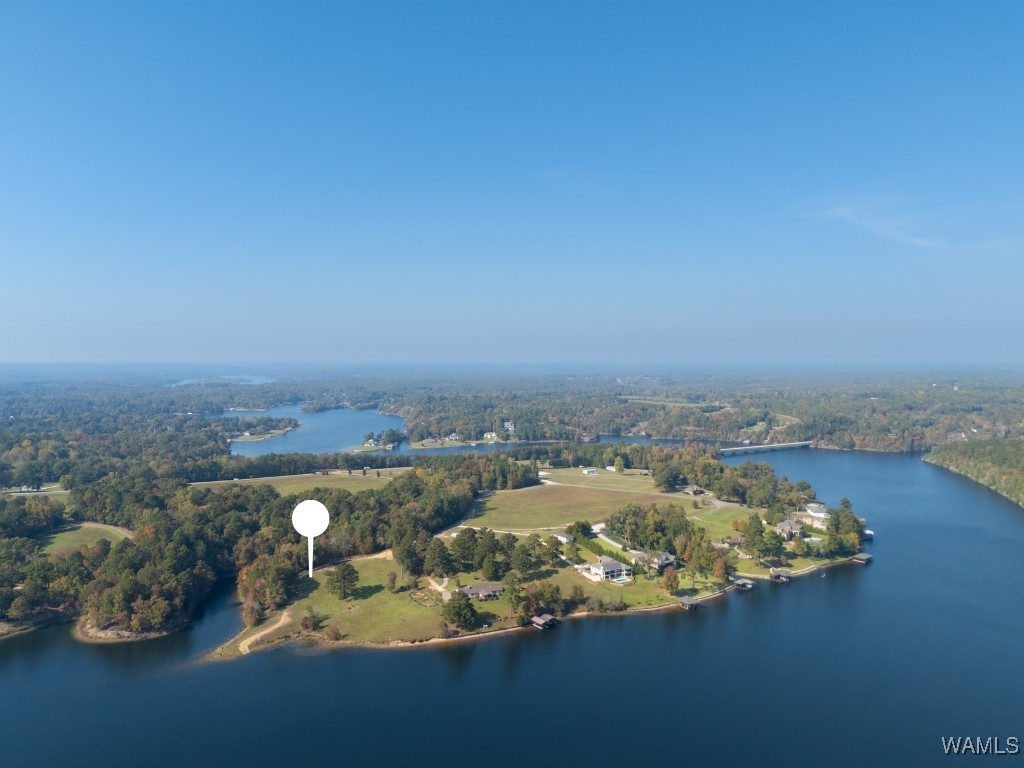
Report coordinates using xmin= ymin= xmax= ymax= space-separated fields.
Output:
xmin=292 ymin=499 xmax=330 ymax=578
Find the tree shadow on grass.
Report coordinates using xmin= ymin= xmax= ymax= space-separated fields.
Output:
xmin=523 ymin=568 xmax=558 ymax=583
xmin=477 ymin=610 xmax=501 ymax=627
xmin=291 ymin=578 xmax=320 ymax=600
xmin=352 ymin=584 xmax=384 ymax=601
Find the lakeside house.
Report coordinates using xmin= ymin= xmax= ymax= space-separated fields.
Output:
xmin=722 ymin=536 xmax=744 ymax=549
xmin=503 ymin=421 xmax=515 ymax=432
xmin=460 ymin=584 xmax=504 ymax=600
xmin=776 ymin=519 xmax=805 ymax=541
xmin=632 ymin=551 xmax=677 ymax=573
xmin=582 ymin=468 xmax=598 ymax=476
xmin=483 ymin=432 xmax=497 ymax=440
xmin=802 ymin=502 xmax=830 ymax=530
xmin=589 ymin=555 xmax=633 ymax=581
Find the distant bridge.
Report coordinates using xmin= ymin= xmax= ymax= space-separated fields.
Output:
xmin=719 ymin=441 xmax=813 ymax=456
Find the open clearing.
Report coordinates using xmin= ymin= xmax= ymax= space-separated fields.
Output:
xmin=469 ymin=475 xmax=745 ymax=535
xmin=469 ymin=484 xmax=658 ymax=531
xmin=40 ymin=522 xmax=129 ymax=554
xmin=193 ymin=468 xmax=408 ymax=496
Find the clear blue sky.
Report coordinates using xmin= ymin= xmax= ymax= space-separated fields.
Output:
xmin=2 ymin=2 xmax=1022 ymax=365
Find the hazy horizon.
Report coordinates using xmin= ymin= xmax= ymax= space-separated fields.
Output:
xmin=3 ymin=3 xmax=1022 ymax=365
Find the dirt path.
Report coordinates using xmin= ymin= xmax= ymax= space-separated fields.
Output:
xmin=427 ymin=577 xmax=451 ymax=602
xmin=239 ymin=610 xmax=291 ymax=655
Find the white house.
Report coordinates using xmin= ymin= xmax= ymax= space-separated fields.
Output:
xmin=589 ymin=555 xmax=633 ymax=581
xmin=483 ymin=432 xmax=498 ymax=440
xmin=503 ymin=420 xmax=515 ymax=431
xmin=554 ymin=532 xmax=574 ymax=544
xmin=803 ymin=502 xmax=829 ymax=530
xmin=582 ymin=468 xmax=599 ymax=476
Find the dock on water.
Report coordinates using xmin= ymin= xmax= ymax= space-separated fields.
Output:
xmin=531 ymin=614 xmax=557 ymax=629
xmin=733 ymin=578 xmax=755 ymax=591
xmin=678 ymin=596 xmax=700 ymax=612
xmin=851 ymin=552 xmax=874 ymax=565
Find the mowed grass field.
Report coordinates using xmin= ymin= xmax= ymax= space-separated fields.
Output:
xmin=39 ymin=522 xmax=129 ymax=554
xmin=221 ymin=556 xmax=444 ymax=654
xmin=470 ymin=474 xmax=748 ymax=536
xmin=689 ymin=505 xmax=751 ymax=540
xmin=193 ymin=468 xmax=408 ymax=496
xmin=469 ymin=484 xmax=654 ymax=531
xmin=541 ymin=467 xmax=681 ymax=495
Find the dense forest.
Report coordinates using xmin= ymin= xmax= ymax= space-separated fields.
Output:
xmin=925 ymin=439 xmax=1024 ymax=509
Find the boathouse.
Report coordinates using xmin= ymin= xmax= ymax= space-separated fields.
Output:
xmin=678 ymin=596 xmax=700 ymax=612
xmin=531 ymin=614 xmax=557 ymax=629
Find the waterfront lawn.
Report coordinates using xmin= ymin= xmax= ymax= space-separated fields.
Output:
xmin=470 ymin=484 xmax=668 ymax=531
xmin=193 ymin=469 xmax=407 ymax=496
xmin=39 ymin=523 xmax=128 ymax=554
xmin=280 ymin=557 xmax=441 ymax=645
xmin=690 ymin=505 xmax=750 ymax=541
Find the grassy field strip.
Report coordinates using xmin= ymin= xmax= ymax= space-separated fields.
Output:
xmin=192 ymin=468 xmax=408 ymax=495
xmin=39 ymin=522 xmax=131 ymax=554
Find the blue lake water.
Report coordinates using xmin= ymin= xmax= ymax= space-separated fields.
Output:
xmin=2 ymin=450 xmax=1023 ymax=766
xmin=226 ymin=405 xmax=564 ymax=456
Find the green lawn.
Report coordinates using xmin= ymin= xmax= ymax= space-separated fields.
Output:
xmin=542 ymin=467 xmax=683 ymax=495
xmin=39 ymin=523 xmax=129 ymax=554
xmin=219 ymin=557 xmax=445 ymax=654
xmin=689 ymin=505 xmax=751 ymax=541
xmin=469 ymin=484 xmax=657 ymax=531
xmin=193 ymin=468 xmax=407 ymax=496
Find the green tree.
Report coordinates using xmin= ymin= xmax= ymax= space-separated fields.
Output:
xmin=543 ymin=535 xmax=563 ymax=567
xmin=614 ymin=457 xmax=625 ymax=474
xmin=451 ymin=528 xmax=478 ymax=569
xmin=441 ymin=590 xmax=478 ymax=630
xmin=423 ymin=538 xmax=455 ymax=577
xmin=761 ymin=530 xmax=784 ymax=561
xmin=662 ymin=566 xmax=679 ymax=594
xmin=326 ymin=562 xmax=359 ymax=600
xmin=511 ymin=541 xmax=535 ymax=573
xmin=502 ymin=570 xmax=523 ymax=619
xmin=744 ymin=514 xmax=765 ymax=563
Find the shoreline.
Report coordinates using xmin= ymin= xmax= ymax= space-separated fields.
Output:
xmin=209 ymin=556 xmax=854 ymax=660
xmin=922 ymin=456 xmax=1024 ymax=511
xmin=227 ymin=426 xmax=297 ymax=444
xmin=72 ymin=617 xmax=182 ymax=644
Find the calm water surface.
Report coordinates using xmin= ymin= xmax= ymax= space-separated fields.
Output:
xmin=3 ymin=450 xmax=1023 ymax=767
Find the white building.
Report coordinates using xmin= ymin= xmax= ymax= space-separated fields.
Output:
xmin=589 ymin=555 xmax=633 ymax=581
xmin=582 ymin=468 xmax=598 ymax=476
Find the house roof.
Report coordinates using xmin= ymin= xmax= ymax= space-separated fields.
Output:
xmin=460 ymin=583 xmax=504 ymax=598
xmin=678 ymin=596 xmax=699 ymax=606
xmin=597 ymin=555 xmax=626 ymax=571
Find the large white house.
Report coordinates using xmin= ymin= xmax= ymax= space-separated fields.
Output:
xmin=803 ymin=502 xmax=829 ymax=530
xmin=589 ymin=555 xmax=633 ymax=581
